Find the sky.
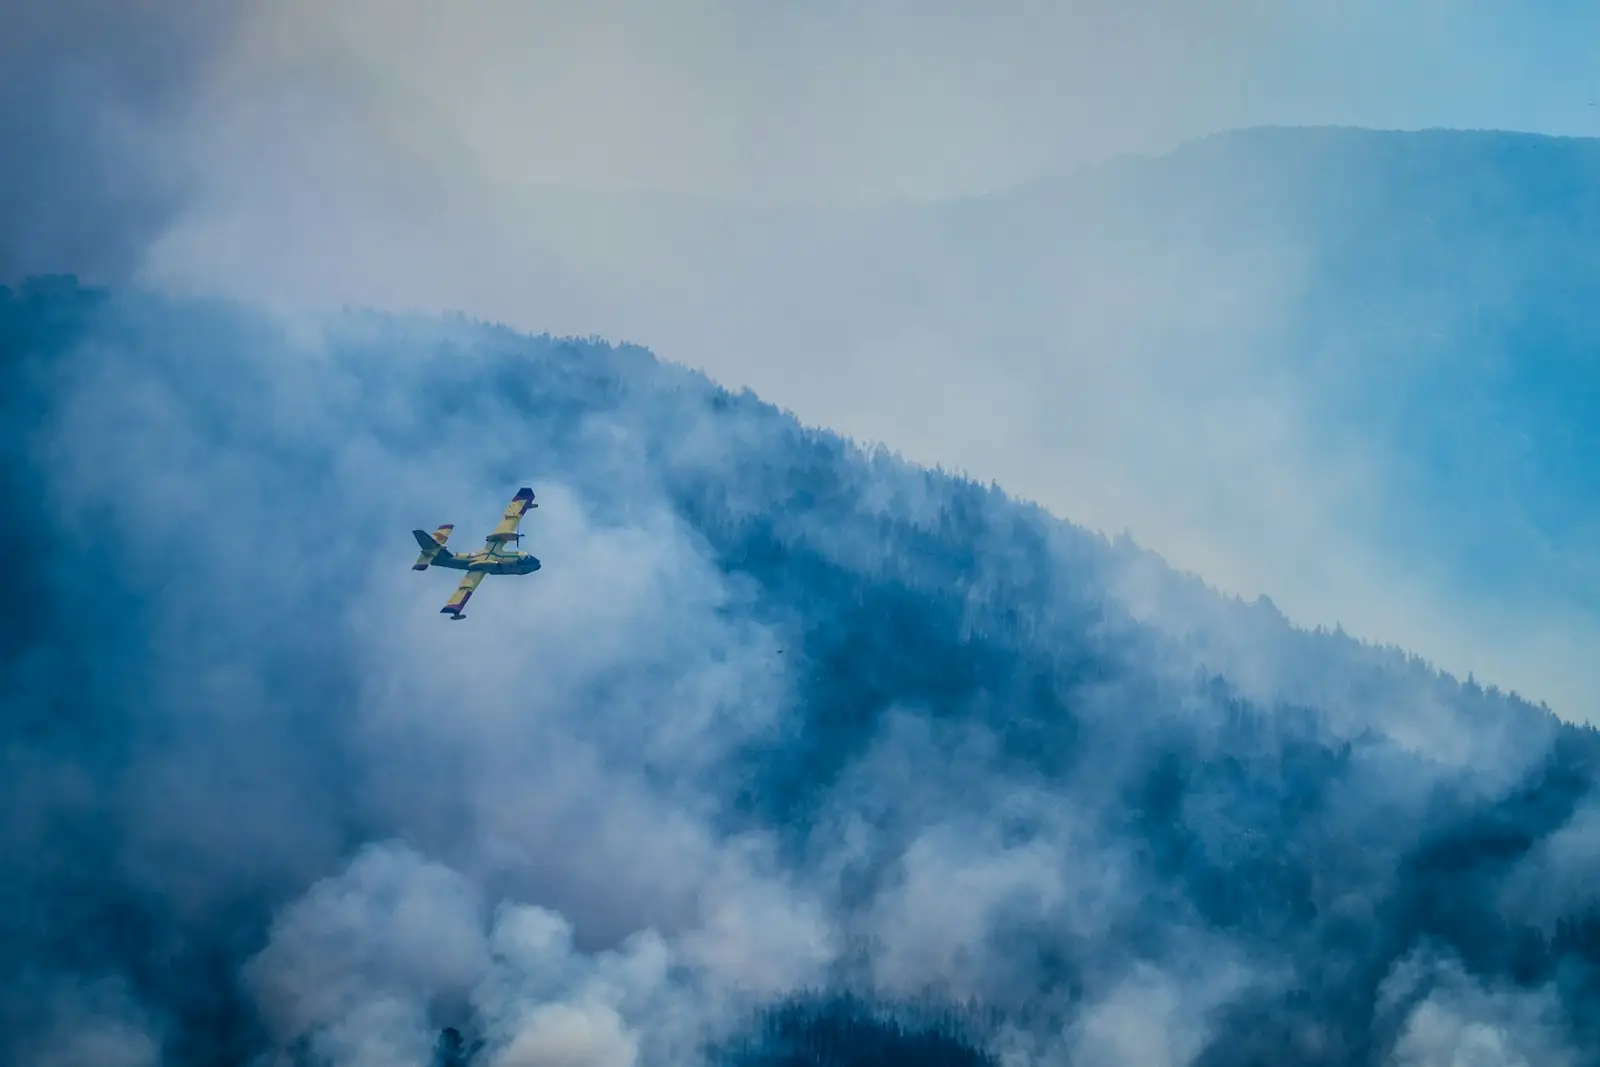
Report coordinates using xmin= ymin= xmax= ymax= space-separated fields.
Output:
xmin=8 ymin=0 xmax=1600 ymax=716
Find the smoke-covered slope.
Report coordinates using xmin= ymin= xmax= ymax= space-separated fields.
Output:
xmin=4 ymin=278 xmax=1600 ymax=1067
xmin=351 ymin=127 xmax=1600 ymax=717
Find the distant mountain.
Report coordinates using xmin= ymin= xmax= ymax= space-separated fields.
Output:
xmin=4 ymin=277 xmax=1600 ymax=1067
xmin=346 ymin=127 xmax=1600 ymax=715
xmin=1055 ymin=127 xmax=1600 ymax=609
xmin=755 ymin=126 xmax=1600 ymax=616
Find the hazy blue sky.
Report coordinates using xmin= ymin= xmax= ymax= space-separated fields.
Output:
xmin=199 ymin=0 xmax=1600 ymax=204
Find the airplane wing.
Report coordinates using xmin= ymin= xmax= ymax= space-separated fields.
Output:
xmin=440 ymin=570 xmax=487 ymax=619
xmin=485 ymin=486 xmax=537 ymax=544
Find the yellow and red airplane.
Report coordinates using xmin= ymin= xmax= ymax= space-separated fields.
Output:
xmin=411 ymin=487 xmax=541 ymax=619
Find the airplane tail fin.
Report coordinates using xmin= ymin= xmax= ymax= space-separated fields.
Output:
xmin=411 ymin=524 xmax=455 ymax=570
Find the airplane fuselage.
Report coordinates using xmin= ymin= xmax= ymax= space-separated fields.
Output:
xmin=468 ymin=551 xmax=542 ymax=575
xmin=437 ymin=541 xmax=541 ymax=574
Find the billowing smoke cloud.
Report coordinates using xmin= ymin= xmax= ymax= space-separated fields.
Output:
xmin=244 ymin=841 xmax=711 ymax=1067
xmin=4 ymin=297 xmax=838 ymax=1063
xmin=5 ymin=282 xmax=1600 ymax=1066
xmin=244 ymin=839 xmax=830 ymax=1067
xmin=1376 ymin=948 xmax=1574 ymax=1067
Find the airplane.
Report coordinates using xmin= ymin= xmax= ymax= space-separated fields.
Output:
xmin=411 ymin=487 xmax=542 ymax=619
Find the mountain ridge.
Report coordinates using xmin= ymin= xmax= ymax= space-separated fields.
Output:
xmin=10 ymin=114 xmax=1600 ymax=1064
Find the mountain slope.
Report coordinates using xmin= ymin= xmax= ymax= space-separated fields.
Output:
xmin=6 ymin=278 xmax=1600 ymax=1066
xmin=776 ymin=126 xmax=1600 ymax=632
xmin=340 ymin=127 xmax=1600 ymax=719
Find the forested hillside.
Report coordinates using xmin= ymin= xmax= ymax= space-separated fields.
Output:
xmin=404 ymin=127 xmax=1600 ymax=720
xmin=4 ymin=275 xmax=1600 ymax=1066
